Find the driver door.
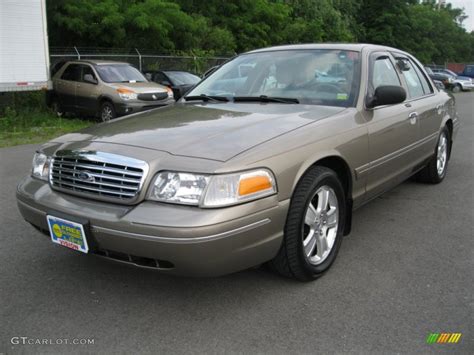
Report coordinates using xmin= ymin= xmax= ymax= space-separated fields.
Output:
xmin=362 ymin=52 xmax=419 ymax=200
xmin=75 ymin=64 xmax=100 ymax=115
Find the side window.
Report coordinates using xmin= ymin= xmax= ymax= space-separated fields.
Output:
xmin=411 ymin=60 xmax=433 ymax=94
xmin=399 ymin=59 xmax=425 ymax=99
xmin=372 ymin=58 xmax=401 ymax=90
xmin=61 ymin=64 xmax=81 ymax=81
xmin=81 ymin=65 xmax=97 ymax=82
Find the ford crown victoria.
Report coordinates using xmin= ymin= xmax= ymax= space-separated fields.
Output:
xmin=17 ymin=44 xmax=459 ymax=281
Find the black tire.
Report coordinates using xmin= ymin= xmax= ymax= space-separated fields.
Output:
xmin=99 ymin=101 xmax=116 ymax=122
xmin=270 ymin=166 xmax=346 ymax=281
xmin=50 ymin=98 xmax=64 ymax=118
xmin=452 ymin=84 xmax=462 ymax=93
xmin=416 ymin=126 xmax=450 ymax=184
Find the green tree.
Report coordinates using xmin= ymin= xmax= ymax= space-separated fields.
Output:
xmin=46 ymin=0 xmax=474 ymax=63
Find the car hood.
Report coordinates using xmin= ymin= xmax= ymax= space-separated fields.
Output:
xmin=51 ymin=103 xmax=346 ymax=162
xmin=109 ymin=82 xmax=167 ymax=93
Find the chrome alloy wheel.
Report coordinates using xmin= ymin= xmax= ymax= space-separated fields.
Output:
xmin=437 ymin=131 xmax=448 ymax=176
xmin=302 ymin=185 xmax=339 ymax=265
xmin=101 ymin=106 xmax=113 ymax=122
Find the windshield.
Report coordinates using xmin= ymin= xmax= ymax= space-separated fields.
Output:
xmin=95 ymin=64 xmax=147 ymax=83
xmin=165 ymin=71 xmax=201 ymax=85
xmin=441 ymin=69 xmax=457 ymax=77
xmin=186 ymin=49 xmax=361 ymax=107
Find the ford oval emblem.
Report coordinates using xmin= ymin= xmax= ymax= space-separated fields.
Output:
xmin=77 ymin=171 xmax=95 ymax=182
xmin=152 ymin=94 xmax=157 ymax=100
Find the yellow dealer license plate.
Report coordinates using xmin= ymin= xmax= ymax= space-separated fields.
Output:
xmin=47 ymin=215 xmax=89 ymax=253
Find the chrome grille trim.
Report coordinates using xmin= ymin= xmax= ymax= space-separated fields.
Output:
xmin=49 ymin=151 xmax=149 ymax=202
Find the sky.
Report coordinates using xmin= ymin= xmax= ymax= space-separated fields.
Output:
xmin=448 ymin=0 xmax=474 ymax=32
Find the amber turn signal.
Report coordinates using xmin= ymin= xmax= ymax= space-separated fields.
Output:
xmin=239 ymin=175 xmax=273 ymax=196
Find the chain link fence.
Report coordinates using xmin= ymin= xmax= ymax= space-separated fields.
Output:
xmin=50 ymin=47 xmax=230 ymax=75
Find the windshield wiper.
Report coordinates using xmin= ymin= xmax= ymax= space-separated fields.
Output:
xmin=233 ymin=95 xmax=299 ymax=104
xmin=184 ymin=94 xmax=229 ymax=102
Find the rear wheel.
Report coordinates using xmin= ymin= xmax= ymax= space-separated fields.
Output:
xmin=270 ymin=166 xmax=346 ymax=281
xmin=416 ymin=126 xmax=450 ymax=184
xmin=50 ymin=98 xmax=64 ymax=118
xmin=99 ymin=101 xmax=116 ymax=122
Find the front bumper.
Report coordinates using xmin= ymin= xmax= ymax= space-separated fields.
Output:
xmin=115 ymin=98 xmax=174 ymax=116
xmin=17 ymin=176 xmax=288 ymax=276
xmin=459 ymin=82 xmax=474 ymax=90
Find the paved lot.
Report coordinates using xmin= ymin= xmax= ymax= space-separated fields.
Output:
xmin=1 ymin=93 xmax=473 ymax=354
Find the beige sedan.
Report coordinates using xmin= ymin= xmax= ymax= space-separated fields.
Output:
xmin=18 ymin=44 xmax=459 ymax=281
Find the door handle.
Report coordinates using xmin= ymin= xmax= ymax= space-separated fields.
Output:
xmin=408 ymin=112 xmax=418 ymax=125
xmin=436 ymin=104 xmax=443 ymax=114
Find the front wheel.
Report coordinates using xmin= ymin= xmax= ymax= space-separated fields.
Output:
xmin=270 ymin=166 xmax=346 ymax=281
xmin=452 ymin=84 xmax=462 ymax=93
xmin=99 ymin=101 xmax=116 ymax=122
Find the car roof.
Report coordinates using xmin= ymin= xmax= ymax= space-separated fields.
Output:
xmin=66 ymin=59 xmax=131 ymax=66
xmin=162 ymin=70 xmax=199 ymax=75
xmin=245 ymin=43 xmax=409 ymax=55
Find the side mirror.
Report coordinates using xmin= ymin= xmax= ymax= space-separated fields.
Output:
xmin=434 ymin=80 xmax=445 ymax=90
xmin=396 ymin=59 xmax=410 ymax=71
xmin=84 ymin=74 xmax=97 ymax=85
xmin=366 ymin=85 xmax=406 ymax=108
xmin=160 ymin=80 xmax=171 ymax=87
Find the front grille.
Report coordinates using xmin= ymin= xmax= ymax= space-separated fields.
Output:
xmin=50 ymin=151 xmax=148 ymax=202
xmin=137 ymin=92 xmax=168 ymax=101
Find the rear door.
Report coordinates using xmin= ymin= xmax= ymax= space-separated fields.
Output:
xmin=395 ymin=54 xmax=441 ymax=163
xmin=56 ymin=64 xmax=81 ymax=109
xmin=362 ymin=52 xmax=419 ymax=200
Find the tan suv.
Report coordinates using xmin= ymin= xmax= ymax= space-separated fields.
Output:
xmin=49 ymin=60 xmax=174 ymax=121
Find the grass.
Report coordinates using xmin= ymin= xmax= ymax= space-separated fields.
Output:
xmin=0 ymin=92 xmax=93 ymax=148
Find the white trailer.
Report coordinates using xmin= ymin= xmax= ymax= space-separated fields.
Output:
xmin=0 ymin=0 xmax=51 ymax=92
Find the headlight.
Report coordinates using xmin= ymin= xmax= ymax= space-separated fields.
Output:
xmin=448 ymin=77 xmax=454 ymax=83
xmin=32 ymin=152 xmax=51 ymax=181
xmin=147 ymin=169 xmax=277 ymax=207
xmin=117 ymin=88 xmax=137 ymax=100
xmin=148 ymin=172 xmax=209 ymax=205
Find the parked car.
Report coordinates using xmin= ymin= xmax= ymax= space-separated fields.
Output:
xmin=433 ymin=80 xmax=446 ymax=90
xmin=458 ymin=64 xmax=474 ymax=79
xmin=48 ymin=60 xmax=174 ymax=121
xmin=425 ymin=67 xmax=454 ymax=90
xmin=431 ymin=68 xmax=474 ymax=92
xmin=17 ymin=44 xmax=458 ymax=281
xmin=202 ymin=65 xmax=220 ymax=78
xmin=144 ymin=70 xmax=201 ymax=100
